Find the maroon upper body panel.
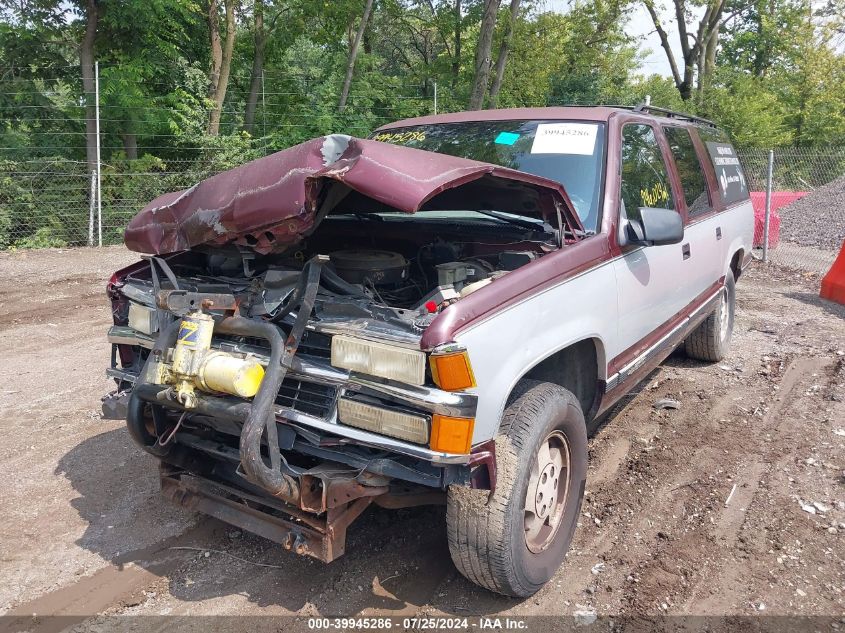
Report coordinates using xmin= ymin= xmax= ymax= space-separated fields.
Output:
xmin=124 ymin=134 xmax=582 ymax=255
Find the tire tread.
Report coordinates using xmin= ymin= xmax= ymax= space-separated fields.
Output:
xmin=446 ymin=380 xmax=581 ymax=596
xmin=685 ymin=275 xmax=735 ymax=362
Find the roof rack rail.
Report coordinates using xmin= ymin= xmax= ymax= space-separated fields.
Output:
xmin=540 ymin=103 xmax=717 ymax=127
xmin=631 ymin=102 xmax=716 ymax=128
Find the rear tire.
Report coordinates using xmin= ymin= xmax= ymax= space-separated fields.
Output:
xmin=446 ymin=380 xmax=587 ymax=597
xmin=685 ymin=274 xmax=735 ymax=362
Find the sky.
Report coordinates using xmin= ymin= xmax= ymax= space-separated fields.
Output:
xmin=540 ymin=0 xmax=690 ymax=78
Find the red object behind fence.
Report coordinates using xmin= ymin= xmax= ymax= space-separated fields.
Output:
xmin=820 ymin=240 xmax=845 ymax=305
xmin=749 ymin=191 xmax=808 ymax=248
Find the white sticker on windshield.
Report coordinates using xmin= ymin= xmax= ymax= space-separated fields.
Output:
xmin=530 ymin=123 xmax=598 ymax=155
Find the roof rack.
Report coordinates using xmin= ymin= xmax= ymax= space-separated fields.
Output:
xmin=532 ymin=102 xmax=717 ymax=128
xmin=630 ymin=102 xmax=717 ymax=128
xmin=536 ymin=102 xmax=717 ymax=127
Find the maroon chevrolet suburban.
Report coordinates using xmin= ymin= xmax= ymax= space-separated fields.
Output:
xmin=104 ymin=104 xmax=753 ymax=596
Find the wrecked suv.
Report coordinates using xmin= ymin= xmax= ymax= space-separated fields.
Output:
xmin=104 ymin=105 xmax=753 ymax=597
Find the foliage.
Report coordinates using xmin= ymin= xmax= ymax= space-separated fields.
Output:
xmin=700 ymin=71 xmax=794 ymax=148
xmin=12 ymin=226 xmax=68 ymax=249
xmin=711 ymin=0 xmax=845 ymax=146
xmin=0 ymin=0 xmax=843 ymax=247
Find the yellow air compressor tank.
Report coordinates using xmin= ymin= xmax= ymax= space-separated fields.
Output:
xmin=169 ymin=310 xmax=264 ymax=407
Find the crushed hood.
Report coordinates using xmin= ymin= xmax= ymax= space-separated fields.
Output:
xmin=124 ymin=134 xmax=584 ymax=255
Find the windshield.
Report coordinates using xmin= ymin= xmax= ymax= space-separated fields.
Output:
xmin=371 ymin=120 xmax=606 ymax=233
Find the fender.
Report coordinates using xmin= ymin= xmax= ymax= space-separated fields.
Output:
xmin=453 ymin=255 xmax=617 ymax=444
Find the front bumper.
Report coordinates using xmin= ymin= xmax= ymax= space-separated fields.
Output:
xmin=108 ymin=325 xmax=478 ymax=466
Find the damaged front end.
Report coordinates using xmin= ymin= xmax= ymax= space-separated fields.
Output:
xmin=104 ymin=134 xmax=579 ymax=561
xmin=106 ymin=256 xmax=479 ymax=561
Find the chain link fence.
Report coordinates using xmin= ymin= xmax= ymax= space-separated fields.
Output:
xmin=3 ymin=67 xmax=844 ymax=279
xmin=737 ymin=148 xmax=845 ymax=276
xmin=1 ymin=64 xmax=437 ymax=249
xmin=0 ymin=158 xmax=231 ymax=249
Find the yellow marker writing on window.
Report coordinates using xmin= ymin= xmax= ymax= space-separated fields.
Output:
xmin=640 ymin=182 xmax=669 ymax=207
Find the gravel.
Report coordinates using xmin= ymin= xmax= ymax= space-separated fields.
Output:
xmin=778 ymin=174 xmax=845 ymax=250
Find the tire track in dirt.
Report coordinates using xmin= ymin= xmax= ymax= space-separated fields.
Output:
xmin=3 ymin=251 xmax=844 ymax=621
xmin=679 ymin=354 xmax=835 ymax=614
xmin=0 ymin=523 xmax=220 ymax=633
xmin=606 ymin=366 xmax=772 ymax=615
xmin=1 ymin=290 xmax=105 ymax=326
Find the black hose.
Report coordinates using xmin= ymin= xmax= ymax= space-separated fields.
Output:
xmin=128 ymin=317 xmax=302 ymax=502
xmin=133 ymin=382 xmax=252 ymax=422
xmin=321 ymin=265 xmax=368 ymax=297
xmin=214 ymin=316 xmax=300 ymax=501
xmin=125 ymin=318 xmax=181 ymax=457
xmin=126 ymin=257 xmax=325 ymax=504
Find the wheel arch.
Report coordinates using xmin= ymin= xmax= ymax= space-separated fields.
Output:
xmin=729 ymin=247 xmax=745 ymax=281
xmin=512 ymin=336 xmax=606 ymax=422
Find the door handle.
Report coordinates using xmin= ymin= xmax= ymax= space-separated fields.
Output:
xmin=716 ymin=226 xmax=722 ymax=240
xmin=682 ymin=243 xmax=691 ymax=260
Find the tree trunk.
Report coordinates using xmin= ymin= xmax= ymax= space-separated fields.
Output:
xmin=338 ymin=0 xmax=375 ymax=112
xmin=207 ymin=0 xmax=223 ymax=99
xmin=79 ymin=0 xmax=99 ymax=178
xmin=451 ymin=0 xmax=461 ymax=86
xmin=208 ymin=0 xmax=236 ymax=135
xmin=122 ymin=133 xmax=138 ymax=160
xmin=243 ymin=0 xmax=265 ymax=134
xmin=680 ymin=64 xmax=694 ymax=101
xmin=643 ymin=0 xmax=683 ymax=94
xmin=488 ymin=0 xmax=520 ymax=108
xmin=468 ymin=0 xmax=501 ymax=110
xmin=643 ymin=0 xmax=725 ymax=102
xmin=702 ymin=26 xmax=718 ymax=87
xmin=753 ymin=1 xmax=772 ymax=77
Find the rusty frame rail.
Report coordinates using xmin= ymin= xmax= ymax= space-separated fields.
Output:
xmin=160 ymin=464 xmax=374 ymax=562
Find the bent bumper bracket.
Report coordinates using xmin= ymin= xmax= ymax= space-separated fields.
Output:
xmin=160 ymin=463 xmax=372 ymax=562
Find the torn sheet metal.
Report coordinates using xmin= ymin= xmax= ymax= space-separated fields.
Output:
xmin=124 ymin=134 xmax=583 ymax=255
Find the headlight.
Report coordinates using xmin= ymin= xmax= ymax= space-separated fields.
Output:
xmin=128 ymin=301 xmax=158 ymax=335
xmin=331 ymin=335 xmax=426 ymax=385
xmin=337 ymin=398 xmax=429 ymax=444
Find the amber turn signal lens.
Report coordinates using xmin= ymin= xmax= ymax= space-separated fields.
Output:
xmin=430 ymin=414 xmax=475 ymax=454
xmin=430 ymin=351 xmax=476 ymax=391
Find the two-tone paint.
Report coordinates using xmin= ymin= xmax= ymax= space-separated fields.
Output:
xmin=377 ymin=108 xmax=754 ymax=445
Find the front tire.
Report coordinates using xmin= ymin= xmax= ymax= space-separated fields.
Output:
xmin=685 ymin=273 xmax=736 ymax=362
xmin=446 ymin=380 xmax=588 ymax=597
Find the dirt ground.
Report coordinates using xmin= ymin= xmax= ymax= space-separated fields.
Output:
xmin=0 ymin=246 xmax=843 ymax=629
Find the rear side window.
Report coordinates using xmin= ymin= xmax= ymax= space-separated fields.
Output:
xmin=698 ymin=127 xmax=749 ymax=205
xmin=663 ymin=126 xmax=711 ymax=216
xmin=619 ymin=124 xmax=675 ymax=222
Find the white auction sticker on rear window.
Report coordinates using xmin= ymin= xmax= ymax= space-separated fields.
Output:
xmin=530 ymin=123 xmax=598 ymax=155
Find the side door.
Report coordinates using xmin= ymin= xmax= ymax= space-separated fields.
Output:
xmin=612 ymin=123 xmax=692 ymax=356
xmin=662 ymin=124 xmax=720 ymax=297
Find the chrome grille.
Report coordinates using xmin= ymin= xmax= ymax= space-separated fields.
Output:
xmin=276 ymin=378 xmax=337 ymax=419
xmin=214 ymin=329 xmax=331 ymax=359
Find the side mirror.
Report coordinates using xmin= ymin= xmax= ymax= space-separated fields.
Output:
xmin=625 ymin=207 xmax=684 ymax=246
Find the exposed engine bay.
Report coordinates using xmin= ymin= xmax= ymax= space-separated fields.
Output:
xmin=106 ymin=213 xmax=550 ymax=561
xmin=119 ymin=214 xmax=554 ymax=342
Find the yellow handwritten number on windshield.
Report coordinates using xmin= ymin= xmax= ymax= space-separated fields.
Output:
xmin=372 ymin=131 xmax=426 ymax=144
